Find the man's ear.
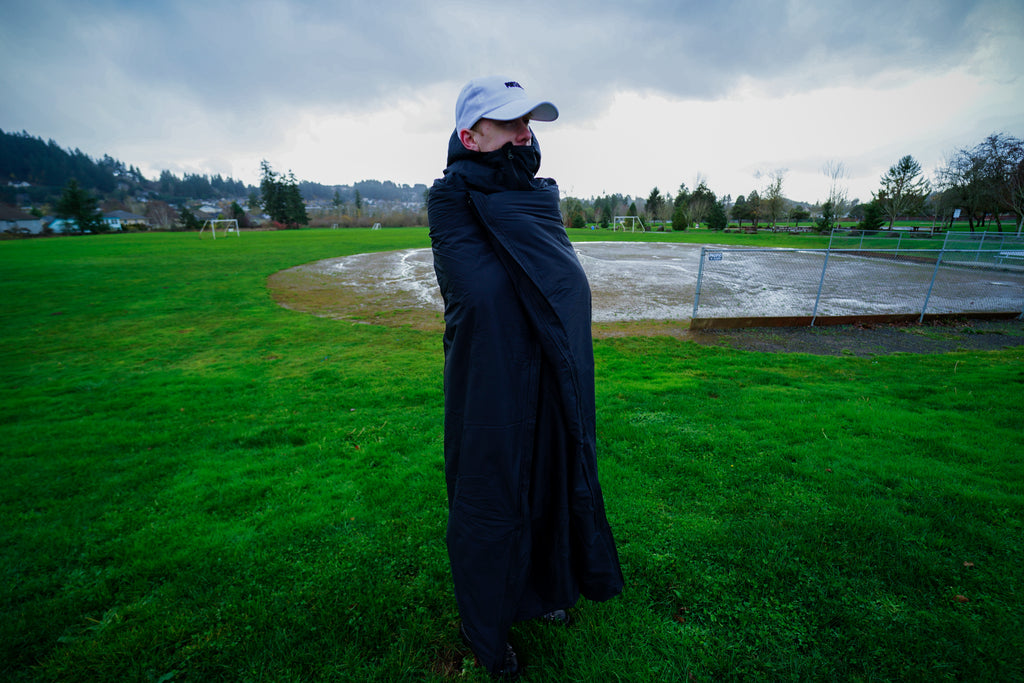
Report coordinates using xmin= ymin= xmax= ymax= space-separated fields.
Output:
xmin=459 ymin=129 xmax=479 ymax=152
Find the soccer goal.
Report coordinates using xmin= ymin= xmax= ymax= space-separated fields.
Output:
xmin=199 ymin=219 xmax=240 ymax=239
xmin=612 ymin=215 xmax=645 ymax=232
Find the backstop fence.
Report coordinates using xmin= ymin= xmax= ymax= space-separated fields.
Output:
xmin=691 ymin=230 xmax=1024 ymax=328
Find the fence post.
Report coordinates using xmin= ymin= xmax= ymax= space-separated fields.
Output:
xmin=920 ymin=250 xmax=945 ymax=323
xmin=693 ymin=246 xmax=707 ymax=319
xmin=811 ymin=248 xmax=831 ymax=327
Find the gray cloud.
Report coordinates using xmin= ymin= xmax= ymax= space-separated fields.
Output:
xmin=6 ymin=0 xmax=1008 ymax=109
xmin=1 ymin=0 xmax=1020 ymax=196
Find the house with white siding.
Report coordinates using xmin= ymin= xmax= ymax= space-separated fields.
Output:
xmin=0 ymin=204 xmax=44 ymax=234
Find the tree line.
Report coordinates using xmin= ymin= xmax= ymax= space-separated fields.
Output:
xmin=1 ymin=129 xmax=122 ymax=196
xmin=0 ymin=129 xmax=251 ymax=206
xmin=849 ymin=133 xmax=1023 ymax=233
xmin=560 ymin=183 xmax=733 ymax=233
xmin=46 ymin=159 xmax=304 ymax=234
xmin=155 ymin=170 xmax=248 ymax=201
xmin=299 ymin=178 xmax=428 ymax=205
xmin=559 ymin=131 xmax=1022 ymax=234
xmin=11 ymin=127 xmax=1022 ymax=235
xmin=934 ymin=133 xmax=1023 ymax=232
xmin=0 ymin=129 xmax=427 ymax=211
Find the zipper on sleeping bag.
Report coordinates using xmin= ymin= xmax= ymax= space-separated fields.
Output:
xmin=466 ymin=193 xmax=482 ymax=225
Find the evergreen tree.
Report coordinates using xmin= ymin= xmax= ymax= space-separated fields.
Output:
xmin=229 ymin=200 xmax=250 ymax=228
xmin=594 ymin=196 xmax=613 ymax=229
xmin=178 ymin=208 xmax=203 ymax=231
xmin=259 ymin=160 xmax=283 ymax=221
xmin=877 ymin=155 xmax=929 ymax=228
xmin=746 ymin=190 xmax=762 ymax=228
xmin=731 ymin=195 xmax=749 ymax=227
xmin=857 ymin=200 xmax=885 ymax=231
xmin=247 ymin=190 xmax=261 ymax=213
xmin=561 ymin=196 xmax=587 ymax=230
xmin=259 ymin=161 xmax=308 ymax=228
xmin=671 ymin=202 xmax=689 ymax=231
xmin=688 ymin=182 xmax=717 ymax=227
xmin=282 ymin=171 xmax=309 ymax=228
xmin=672 ymin=185 xmax=691 ymax=230
xmin=674 ymin=183 xmax=691 ymax=209
xmin=645 ymin=187 xmax=664 ymax=224
xmin=707 ymin=200 xmax=728 ymax=231
xmin=54 ymin=178 xmax=104 ymax=233
xmin=816 ymin=200 xmax=836 ymax=233
xmin=788 ymin=206 xmax=811 ymax=226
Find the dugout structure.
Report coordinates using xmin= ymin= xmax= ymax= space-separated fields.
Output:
xmin=612 ymin=215 xmax=645 ymax=232
xmin=199 ymin=219 xmax=240 ymax=239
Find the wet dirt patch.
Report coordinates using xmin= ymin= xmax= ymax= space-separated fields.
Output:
xmin=267 ymin=245 xmax=1024 ymax=354
xmin=268 ymin=256 xmax=445 ymax=331
xmin=267 ymin=243 xmax=710 ymax=336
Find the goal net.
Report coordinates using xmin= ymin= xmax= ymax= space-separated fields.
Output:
xmin=199 ymin=219 xmax=240 ymax=239
xmin=612 ymin=216 xmax=645 ymax=232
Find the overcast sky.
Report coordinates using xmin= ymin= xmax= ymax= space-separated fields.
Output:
xmin=3 ymin=0 xmax=1022 ymax=205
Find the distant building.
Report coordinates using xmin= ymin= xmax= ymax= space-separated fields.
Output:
xmin=0 ymin=204 xmax=44 ymax=234
xmin=103 ymin=210 xmax=150 ymax=230
xmin=44 ymin=217 xmax=78 ymax=233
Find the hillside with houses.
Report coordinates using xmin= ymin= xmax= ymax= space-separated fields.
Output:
xmin=1 ymin=129 xmax=428 ymax=235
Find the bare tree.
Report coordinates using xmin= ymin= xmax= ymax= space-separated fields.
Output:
xmin=145 ymin=200 xmax=179 ymax=229
xmin=822 ymin=160 xmax=849 ymax=220
xmin=976 ymin=133 xmax=1024 ymax=234
xmin=758 ymin=168 xmax=787 ymax=228
xmin=935 ymin=138 xmax=1016 ymax=232
xmin=1008 ymin=155 xmax=1024 ymax=235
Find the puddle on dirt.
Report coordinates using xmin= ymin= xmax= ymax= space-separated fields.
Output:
xmin=268 ymin=242 xmax=709 ymax=330
xmin=268 ymin=241 xmax=1024 ymax=334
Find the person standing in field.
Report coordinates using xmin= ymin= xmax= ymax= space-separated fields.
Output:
xmin=427 ymin=76 xmax=624 ymax=680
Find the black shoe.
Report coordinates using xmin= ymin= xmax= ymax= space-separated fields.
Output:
xmin=459 ymin=622 xmax=521 ymax=681
xmin=540 ymin=609 xmax=572 ymax=627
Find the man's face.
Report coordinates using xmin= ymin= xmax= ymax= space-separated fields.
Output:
xmin=460 ymin=116 xmax=532 ymax=153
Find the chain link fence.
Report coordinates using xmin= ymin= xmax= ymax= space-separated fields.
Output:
xmin=692 ymin=231 xmax=1024 ymax=326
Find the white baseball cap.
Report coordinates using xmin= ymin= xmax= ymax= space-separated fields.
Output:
xmin=455 ymin=76 xmax=558 ymax=133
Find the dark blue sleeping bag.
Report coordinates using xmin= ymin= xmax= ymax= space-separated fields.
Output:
xmin=428 ymin=131 xmax=623 ymax=674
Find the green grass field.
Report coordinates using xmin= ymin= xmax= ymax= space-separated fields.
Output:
xmin=2 ymin=229 xmax=1022 ymax=682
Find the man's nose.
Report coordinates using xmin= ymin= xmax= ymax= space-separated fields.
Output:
xmin=515 ymin=120 xmax=532 ymax=143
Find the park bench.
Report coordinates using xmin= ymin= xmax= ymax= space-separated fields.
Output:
xmin=996 ymin=250 xmax=1024 ymax=264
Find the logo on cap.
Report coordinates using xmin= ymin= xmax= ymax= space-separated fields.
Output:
xmin=505 ymin=81 xmax=523 ymax=89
